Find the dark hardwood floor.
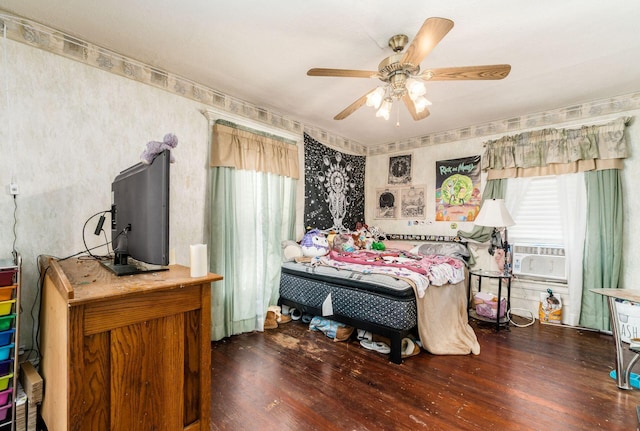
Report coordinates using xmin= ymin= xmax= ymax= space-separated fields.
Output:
xmin=210 ymin=317 xmax=640 ymax=431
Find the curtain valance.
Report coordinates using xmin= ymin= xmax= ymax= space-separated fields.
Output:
xmin=482 ymin=117 xmax=631 ymax=179
xmin=211 ymin=120 xmax=300 ymax=179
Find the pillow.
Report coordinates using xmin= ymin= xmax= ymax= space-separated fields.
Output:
xmin=410 ymin=241 xmax=470 ymax=260
xmin=382 ymin=240 xmax=416 ymax=251
xmin=282 ymin=240 xmax=303 ymax=262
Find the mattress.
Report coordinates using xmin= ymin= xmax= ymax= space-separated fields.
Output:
xmin=279 ymin=261 xmax=417 ymax=331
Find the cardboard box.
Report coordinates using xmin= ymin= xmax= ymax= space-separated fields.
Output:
xmin=19 ymin=362 xmax=43 ymax=404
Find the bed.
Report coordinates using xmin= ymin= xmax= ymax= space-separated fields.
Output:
xmin=278 ymin=236 xmax=480 ymax=364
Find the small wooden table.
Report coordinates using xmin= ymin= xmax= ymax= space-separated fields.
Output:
xmin=590 ymin=288 xmax=640 ymax=390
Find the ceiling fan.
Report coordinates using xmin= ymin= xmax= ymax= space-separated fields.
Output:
xmin=307 ymin=17 xmax=511 ymax=122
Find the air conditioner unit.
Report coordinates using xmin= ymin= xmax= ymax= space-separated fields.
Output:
xmin=512 ymin=244 xmax=567 ymax=282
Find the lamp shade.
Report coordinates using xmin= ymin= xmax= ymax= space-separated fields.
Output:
xmin=474 ymin=198 xmax=515 ymax=227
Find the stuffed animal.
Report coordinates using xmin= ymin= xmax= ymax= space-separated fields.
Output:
xmin=333 ymin=234 xmax=355 ymax=252
xmin=300 ymin=229 xmax=330 ymax=257
xmin=140 ymin=133 xmax=178 ymax=164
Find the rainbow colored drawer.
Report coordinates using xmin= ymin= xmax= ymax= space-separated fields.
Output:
xmin=0 ymin=344 xmax=13 ymax=362
xmin=0 ymin=300 xmax=15 ymax=316
xmin=0 ymin=360 xmax=11 ymax=376
xmin=0 ymin=315 xmax=14 ymax=332
xmin=0 ymin=285 xmax=15 ymax=301
xmin=0 ymin=387 xmax=11 ymax=405
xmin=0 ymin=373 xmax=12 ymax=391
xmin=0 ymin=401 xmax=10 ymax=420
xmin=0 ymin=329 xmax=14 ymax=347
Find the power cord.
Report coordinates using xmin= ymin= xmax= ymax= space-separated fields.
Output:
xmin=81 ymin=209 xmax=112 ymax=260
xmin=507 ymin=308 xmax=536 ymax=327
xmin=11 ymin=195 xmax=17 ymax=257
xmin=506 ymin=275 xmax=538 ymax=327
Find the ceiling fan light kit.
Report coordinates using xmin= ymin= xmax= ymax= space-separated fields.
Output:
xmin=366 ymin=87 xmax=385 ymax=109
xmin=376 ymin=98 xmax=393 ymax=120
xmin=307 ymin=17 xmax=511 ymax=124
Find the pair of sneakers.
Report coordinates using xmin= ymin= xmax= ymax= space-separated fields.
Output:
xmin=357 ymin=330 xmax=390 ymax=354
xmin=356 ymin=330 xmax=421 ymax=358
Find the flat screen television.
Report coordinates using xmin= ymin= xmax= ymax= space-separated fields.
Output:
xmin=100 ymin=150 xmax=170 ymax=276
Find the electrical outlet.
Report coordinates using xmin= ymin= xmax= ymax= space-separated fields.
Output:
xmin=7 ymin=183 xmax=19 ymax=195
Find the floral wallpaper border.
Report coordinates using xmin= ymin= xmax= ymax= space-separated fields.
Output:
xmin=2 ymin=12 xmax=639 ymax=157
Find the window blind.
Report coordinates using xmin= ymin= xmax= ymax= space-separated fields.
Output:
xmin=506 ymin=177 xmax=569 ymax=246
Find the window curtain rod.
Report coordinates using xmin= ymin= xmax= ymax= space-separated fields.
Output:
xmin=213 ymin=119 xmax=298 ymax=145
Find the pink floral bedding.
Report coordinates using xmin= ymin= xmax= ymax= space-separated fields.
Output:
xmin=319 ymin=248 xmax=465 ymax=298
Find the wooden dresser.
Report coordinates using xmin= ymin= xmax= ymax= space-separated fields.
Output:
xmin=40 ymin=258 xmax=222 ymax=431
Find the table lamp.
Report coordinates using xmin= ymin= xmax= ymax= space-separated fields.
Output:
xmin=474 ymin=198 xmax=515 ymax=275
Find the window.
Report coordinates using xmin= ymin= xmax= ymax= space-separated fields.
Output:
xmin=505 ymin=176 xmax=574 ymax=247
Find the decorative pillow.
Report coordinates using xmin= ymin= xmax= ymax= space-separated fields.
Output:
xmin=300 ymin=229 xmax=330 ymax=257
xmin=382 ymin=240 xmax=417 ymax=251
xmin=410 ymin=241 xmax=470 ymax=260
xmin=282 ymin=240 xmax=303 ymax=262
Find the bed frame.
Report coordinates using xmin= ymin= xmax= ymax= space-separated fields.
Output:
xmin=278 ymin=234 xmax=468 ymax=364
xmin=278 ymin=264 xmax=418 ymax=364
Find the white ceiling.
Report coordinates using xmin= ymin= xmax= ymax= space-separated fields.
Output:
xmin=2 ymin=0 xmax=640 ymax=147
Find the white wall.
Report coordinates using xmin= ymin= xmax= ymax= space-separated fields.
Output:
xmin=2 ymin=35 xmax=639 ymax=353
xmin=0 ymin=39 xmax=213 ymax=351
xmin=367 ymin=111 xmax=640 ymax=322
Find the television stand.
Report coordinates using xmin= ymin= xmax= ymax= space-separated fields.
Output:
xmin=100 ymin=256 xmax=169 ymax=276
xmin=40 ymin=257 xmax=223 ymax=430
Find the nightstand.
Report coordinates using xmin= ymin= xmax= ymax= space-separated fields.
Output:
xmin=468 ymin=269 xmax=512 ymax=331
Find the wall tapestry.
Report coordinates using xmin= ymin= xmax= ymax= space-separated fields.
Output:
xmin=304 ymin=133 xmax=365 ymax=231
xmin=388 ymin=154 xmax=412 ymax=185
xmin=435 ymin=155 xmax=482 ymax=222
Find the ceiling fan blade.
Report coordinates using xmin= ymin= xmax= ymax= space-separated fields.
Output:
xmin=308 ymin=68 xmax=378 ymax=78
xmin=402 ymin=94 xmax=430 ymax=121
xmin=401 ymin=17 xmax=454 ymax=67
xmin=419 ymin=64 xmax=512 ymax=81
xmin=334 ymin=91 xmax=373 ymax=120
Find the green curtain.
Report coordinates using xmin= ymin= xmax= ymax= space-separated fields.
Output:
xmin=209 ymin=167 xmax=296 ymax=340
xmin=579 ymin=169 xmax=623 ymax=331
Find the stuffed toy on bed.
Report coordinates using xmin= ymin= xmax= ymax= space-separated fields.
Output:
xmin=333 ymin=233 xmax=355 ymax=252
xmin=300 ymin=229 xmax=330 ymax=257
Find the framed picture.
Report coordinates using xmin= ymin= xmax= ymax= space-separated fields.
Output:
xmin=388 ymin=154 xmax=412 ymax=185
xmin=400 ymin=185 xmax=426 ymax=219
xmin=374 ymin=188 xmax=399 ymax=219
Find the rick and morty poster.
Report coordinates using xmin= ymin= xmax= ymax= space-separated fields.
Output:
xmin=435 ymin=155 xmax=481 ymax=222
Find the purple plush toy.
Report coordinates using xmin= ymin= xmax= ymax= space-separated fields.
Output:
xmin=140 ymin=133 xmax=178 ymax=164
xmin=300 ymin=229 xmax=329 ymax=257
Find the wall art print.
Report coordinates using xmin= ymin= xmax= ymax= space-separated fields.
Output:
xmin=303 ymin=133 xmax=365 ymax=231
xmin=388 ymin=154 xmax=412 ymax=185
xmin=435 ymin=155 xmax=482 ymax=222
xmin=400 ymin=185 xmax=426 ymax=219
xmin=375 ymin=186 xmax=426 ymax=220
xmin=375 ymin=188 xmax=398 ymax=219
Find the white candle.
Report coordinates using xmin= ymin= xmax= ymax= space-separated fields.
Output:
xmin=190 ymin=244 xmax=208 ymax=277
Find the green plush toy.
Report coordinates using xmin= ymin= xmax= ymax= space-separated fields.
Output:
xmin=371 ymin=241 xmax=386 ymax=251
